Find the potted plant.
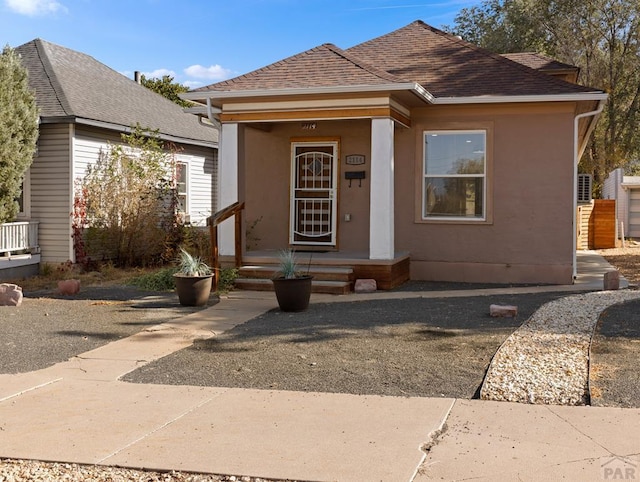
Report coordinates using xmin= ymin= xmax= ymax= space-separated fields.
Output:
xmin=173 ymin=248 xmax=213 ymax=306
xmin=272 ymin=249 xmax=313 ymax=312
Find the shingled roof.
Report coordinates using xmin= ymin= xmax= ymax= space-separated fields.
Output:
xmin=194 ymin=43 xmax=406 ymax=92
xmin=194 ymin=20 xmax=601 ymax=100
xmin=501 ymin=52 xmax=579 ymax=73
xmin=16 ymin=39 xmax=217 ymax=146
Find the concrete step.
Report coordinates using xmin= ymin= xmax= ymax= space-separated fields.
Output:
xmin=234 ymin=277 xmax=352 ymax=295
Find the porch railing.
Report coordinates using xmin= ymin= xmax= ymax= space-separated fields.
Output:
xmin=0 ymin=221 xmax=40 ymax=255
xmin=207 ymin=202 xmax=244 ymax=291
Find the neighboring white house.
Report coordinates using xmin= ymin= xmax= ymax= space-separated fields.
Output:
xmin=603 ymin=167 xmax=640 ymax=239
xmin=0 ymin=39 xmax=218 ymax=280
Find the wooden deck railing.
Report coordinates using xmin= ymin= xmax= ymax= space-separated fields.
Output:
xmin=0 ymin=221 xmax=39 ymax=255
xmin=207 ymin=202 xmax=244 ymax=291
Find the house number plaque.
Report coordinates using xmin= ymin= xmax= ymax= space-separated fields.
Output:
xmin=345 ymin=154 xmax=365 ymax=165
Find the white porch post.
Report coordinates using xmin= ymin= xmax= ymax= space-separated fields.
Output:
xmin=370 ymin=117 xmax=395 ymax=259
xmin=218 ymin=122 xmax=239 ymax=256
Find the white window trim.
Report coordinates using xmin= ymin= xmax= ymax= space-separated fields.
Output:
xmin=422 ymin=129 xmax=487 ymax=222
xmin=176 ymin=161 xmax=189 ymax=215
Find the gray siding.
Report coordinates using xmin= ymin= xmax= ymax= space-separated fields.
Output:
xmin=74 ymin=125 xmax=216 ymax=226
xmin=30 ymin=123 xmax=72 ymax=263
xmin=73 ymin=126 xmax=122 ymax=180
xmin=28 ymin=123 xmax=217 ymax=265
xmin=176 ymin=146 xmax=217 ymax=225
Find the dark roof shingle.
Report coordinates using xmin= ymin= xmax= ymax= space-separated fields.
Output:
xmin=346 ymin=21 xmax=596 ymax=97
xmin=196 ymin=20 xmax=601 ymax=99
xmin=501 ymin=52 xmax=579 ymax=72
xmin=16 ymin=39 xmax=217 ymax=145
xmin=195 ymin=43 xmax=406 ymax=92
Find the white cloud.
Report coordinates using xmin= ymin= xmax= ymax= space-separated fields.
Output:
xmin=141 ymin=68 xmax=177 ymax=79
xmin=184 ymin=64 xmax=232 ymax=81
xmin=183 ymin=80 xmax=204 ymax=89
xmin=5 ymin=0 xmax=67 ymax=16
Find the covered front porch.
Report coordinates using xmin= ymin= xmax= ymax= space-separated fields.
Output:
xmin=184 ymin=74 xmax=429 ymax=291
xmin=216 ymin=116 xmax=400 ymax=259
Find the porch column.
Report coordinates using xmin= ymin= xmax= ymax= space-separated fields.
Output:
xmin=370 ymin=117 xmax=395 ymax=259
xmin=219 ymin=122 xmax=239 ymax=256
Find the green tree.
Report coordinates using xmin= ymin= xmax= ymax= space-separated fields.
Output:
xmin=448 ymin=0 xmax=549 ymax=53
xmin=0 ymin=45 xmax=38 ymax=223
xmin=447 ymin=0 xmax=640 ymax=193
xmin=140 ymin=74 xmax=192 ymax=108
xmin=75 ymin=125 xmax=183 ymax=267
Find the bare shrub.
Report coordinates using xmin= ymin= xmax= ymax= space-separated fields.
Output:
xmin=73 ymin=126 xmax=183 ymax=267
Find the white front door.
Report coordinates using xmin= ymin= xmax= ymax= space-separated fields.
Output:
xmin=290 ymin=141 xmax=338 ymax=246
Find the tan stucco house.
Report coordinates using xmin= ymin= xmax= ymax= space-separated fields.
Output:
xmin=184 ymin=20 xmax=606 ymax=288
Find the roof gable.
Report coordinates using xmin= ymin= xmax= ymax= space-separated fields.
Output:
xmin=195 ymin=43 xmax=407 ymax=93
xmin=195 ymin=20 xmax=601 ymax=100
xmin=501 ymin=52 xmax=580 ymax=83
xmin=16 ymin=39 xmax=217 ymax=146
xmin=501 ymin=52 xmax=578 ymax=72
xmin=346 ymin=20 xmax=595 ymax=98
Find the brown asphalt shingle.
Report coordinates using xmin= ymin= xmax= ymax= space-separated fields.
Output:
xmin=502 ymin=52 xmax=579 ymax=72
xmin=195 ymin=43 xmax=407 ymax=92
xmin=346 ymin=21 xmax=596 ymax=97
xmin=196 ymin=20 xmax=601 ymax=99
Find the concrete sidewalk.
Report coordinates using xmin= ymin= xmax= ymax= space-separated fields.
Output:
xmin=0 ymin=251 xmax=637 ymax=481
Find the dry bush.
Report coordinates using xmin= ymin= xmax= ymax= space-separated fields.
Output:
xmin=73 ymin=126 xmax=183 ymax=268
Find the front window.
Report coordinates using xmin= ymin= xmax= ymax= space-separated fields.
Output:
xmin=423 ymin=131 xmax=486 ymax=220
xmin=176 ymin=162 xmax=188 ymax=213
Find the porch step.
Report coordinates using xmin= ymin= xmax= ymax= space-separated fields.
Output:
xmin=238 ymin=264 xmax=354 ymax=283
xmin=236 ymin=263 xmax=354 ymax=294
xmin=234 ymin=277 xmax=352 ymax=295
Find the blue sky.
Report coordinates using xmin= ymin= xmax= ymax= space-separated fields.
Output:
xmin=1 ymin=0 xmax=479 ymax=89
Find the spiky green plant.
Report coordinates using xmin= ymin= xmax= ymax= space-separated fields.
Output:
xmin=277 ymin=248 xmax=298 ymax=279
xmin=176 ymin=248 xmax=212 ymax=276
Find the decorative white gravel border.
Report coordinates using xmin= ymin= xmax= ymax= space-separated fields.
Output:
xmin=480 ymin=290 xmax=640 ymax=405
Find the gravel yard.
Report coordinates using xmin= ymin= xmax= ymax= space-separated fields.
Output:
xmin=123 ymin=292 xmax=575 ymax=398
xmin=0 ymin=459 xmax=267 ymax=482
xmin=590 ymin=297 xmax=640 ymax=407
xmin=0 ymin=286 xmax=209 ymax=374
xmin=2 ymin=250 xmax=639 ymax=481
xmin=481 ymin=290 xmax=640 ymax=405
xmin=594 ymin=246 xmax=640 ymax=407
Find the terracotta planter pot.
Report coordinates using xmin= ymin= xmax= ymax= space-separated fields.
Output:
xmin=174 ymin=274 xmax=213 ymax=306
xmin=272 ymin=275 xmax=313 ymax=312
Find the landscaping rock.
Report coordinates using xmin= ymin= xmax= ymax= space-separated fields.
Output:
xmin=0 ymin=283 xmax=23 ymax=306
xmin=603 ymin=270 xmax=620 ymax=290
xmin=354 ymin=279 xmax=377 ymax=293
xmin=57 ymin=279 xmax=80 ymax=295
xmin=489 ymin=304 xmax=518 ymax=317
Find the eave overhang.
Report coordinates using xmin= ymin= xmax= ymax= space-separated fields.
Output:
xmin=181 ymin=82 xmax=435 ymax=107
xmin=39 ymin=115 xmax=218 ymax=149
xmin=432 ymin=92 xmax=608 ymax=104
xmin=182 ymin=84 xmax=608 ymax=129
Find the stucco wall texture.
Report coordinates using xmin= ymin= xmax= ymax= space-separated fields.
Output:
xmin=239 ymin=102 xmax=576 ymax=284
